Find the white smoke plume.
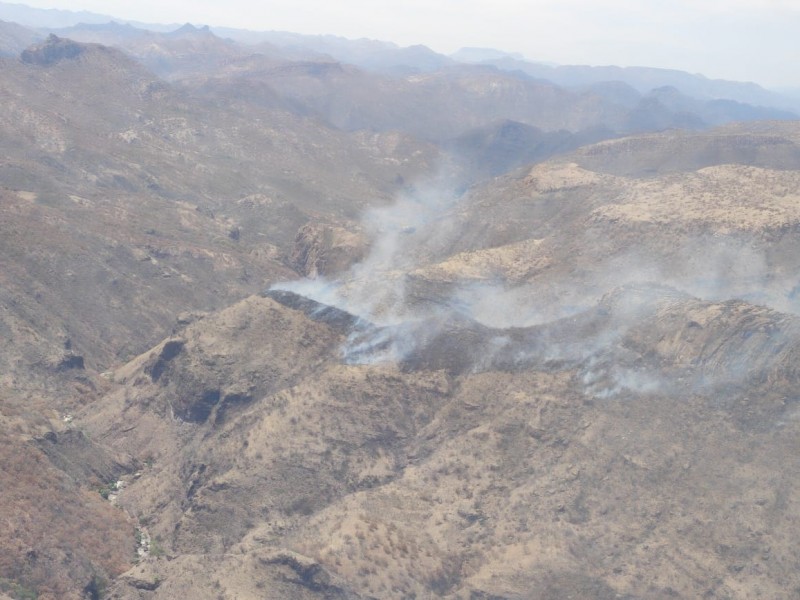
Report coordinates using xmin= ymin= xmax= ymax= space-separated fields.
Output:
xmin=271 ymin=174 xmax=800 ymax=401
xmin=274 ymin=177 xmax=461 ymax=326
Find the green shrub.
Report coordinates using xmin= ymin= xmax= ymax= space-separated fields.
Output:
xmin=0 ymin=577 xmax=38 ymax=600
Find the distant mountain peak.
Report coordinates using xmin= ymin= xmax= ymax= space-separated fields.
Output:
xmin=75 ymin=20 xmax=137 ymax=31
xmin=172 ymin=22 xmax=211 ymax=35
xmin=21 ymin=33 xmax=84 ymax=64
xmin=451 ymin=47 xmax=526 ymax=62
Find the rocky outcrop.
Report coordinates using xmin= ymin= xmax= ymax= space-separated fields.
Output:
xmin=261 ymin=550 xmax=347 ymax=595
xmin=290 ymin=223 xmax=367 ymax=278
xmin=21 ymin=34 xmax=85 ymax=65
xmin=144 ymin=339 xmax=185 ymax=382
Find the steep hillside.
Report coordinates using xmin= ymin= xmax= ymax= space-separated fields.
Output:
xmin=0 ymin=18 xmax=39 ymax=55
xmin=0 ymin=35 xmax=435 ymax=374
xmin=444 ymin=120 xmax=611 ymax=180
xmin=571 ymin=121 xmax=800 ymax=176
xmin=77 ymin=285 xmax=800 ymax=599
xmin=0 ymin=36 xmax=436 ymax=598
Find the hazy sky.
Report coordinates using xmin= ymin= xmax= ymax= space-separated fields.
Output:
xmin=13 ymin=0 xmax=800 ymax=88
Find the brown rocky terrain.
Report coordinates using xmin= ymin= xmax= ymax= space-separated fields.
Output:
xmin=39 ymin=126 xmax=800 ymax=598
xmin=77 ymin=285 xmax=800 ymax=599
xmin=0 ymin=34 xmax=436 ymax=598
xmin=3 ymin=20 xmax=800 ymax=600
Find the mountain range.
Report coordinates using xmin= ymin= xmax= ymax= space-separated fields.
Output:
xmin=2 ymin=3 xmax=800 ymax=599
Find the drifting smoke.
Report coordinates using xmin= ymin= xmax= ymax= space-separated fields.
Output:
xmin=271 ymin=175 xmax=800 ymax=399
xmin=277 ymin=181 xmax=460 ymax=324
xmin=273 ymin=177 xmax=471 ymax=370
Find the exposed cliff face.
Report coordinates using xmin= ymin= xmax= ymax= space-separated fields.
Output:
xmin=289 ymin=223 xmax=368 ymax=279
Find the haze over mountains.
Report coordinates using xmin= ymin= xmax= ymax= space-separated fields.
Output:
xmin=2 ymin=2 xmax=800 ymax=599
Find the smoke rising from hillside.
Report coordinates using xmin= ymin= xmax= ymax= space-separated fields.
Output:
xmin=272 ymin=175 xmax=800 ymax=399
xmin=276 ymin=179 xmax=461 ymax=321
